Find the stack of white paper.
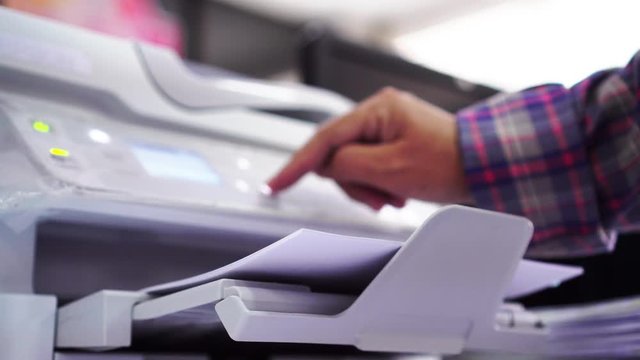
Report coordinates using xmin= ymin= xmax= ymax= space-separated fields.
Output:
xmin=537 ymin=296 xmax=640 ymax=356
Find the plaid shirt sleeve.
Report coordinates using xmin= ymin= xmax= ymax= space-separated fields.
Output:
xmin=457 ymin=50 xmax=640 ymax=258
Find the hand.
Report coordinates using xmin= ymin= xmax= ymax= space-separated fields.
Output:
xmin=267 ymin=87 xmax=472 ymax=210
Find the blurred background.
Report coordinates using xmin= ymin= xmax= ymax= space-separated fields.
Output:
xmin=4 ymin=0 xmax=640 ymax=308
xmin=4 ymin=0 xmax=639 ymax=91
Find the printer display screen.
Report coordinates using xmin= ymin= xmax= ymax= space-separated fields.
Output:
xmin=132 ymin=143 xmax=220 ymax=185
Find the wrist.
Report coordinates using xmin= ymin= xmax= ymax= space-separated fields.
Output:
xmin=450 ymin=117 xmax=473 ymax=204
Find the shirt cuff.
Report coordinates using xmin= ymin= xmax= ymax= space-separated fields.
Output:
xmin=456 ymin=88 xmax=615 ymax=258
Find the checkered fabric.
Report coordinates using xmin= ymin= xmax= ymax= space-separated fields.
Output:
xmin=457 ymin=51 xmax=640 ymax=258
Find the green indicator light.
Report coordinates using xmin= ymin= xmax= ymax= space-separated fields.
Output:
xmin=49 ymin=147 xmax=70 ymax=158
xmin=32 ymin=120 xmax=51 ymax=133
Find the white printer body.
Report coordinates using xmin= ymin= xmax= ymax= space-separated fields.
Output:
xmin=0 ymin=7 xmax=435 ymax=359
xmin=0 ymin=6 xmax=428 ymax=296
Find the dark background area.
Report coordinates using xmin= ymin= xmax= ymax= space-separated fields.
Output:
xmin=162 ymin=0 xmax=302 ymax=78
xmin=520 ymin=232 xmax=640 ymax=308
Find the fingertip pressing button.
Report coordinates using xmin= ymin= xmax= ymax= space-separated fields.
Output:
xmin=259 ymin=183 xmax=273 ymax=196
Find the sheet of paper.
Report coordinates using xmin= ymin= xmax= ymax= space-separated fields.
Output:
xmin=143 ymin=228 xmax=582 ymax=298
xmin=507 ymin=259 xmax=583 ymax=298
xmin=143 ymin=229 xmax=401 ymax=295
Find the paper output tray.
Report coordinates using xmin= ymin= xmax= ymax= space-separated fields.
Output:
xmin=56 ymin=206 xmax=547 ymax=355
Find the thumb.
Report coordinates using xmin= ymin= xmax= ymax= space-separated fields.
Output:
xmin=337 ymin=181 xmax=407 ymax=210
xmin=319 ymin=142 xmax=404 ymax=195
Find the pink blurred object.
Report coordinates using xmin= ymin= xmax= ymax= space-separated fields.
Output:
xmin=6 ymin=0 xmax=184 ymax=55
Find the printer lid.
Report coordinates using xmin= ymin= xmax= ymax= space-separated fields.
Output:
xmin=137 ymin=43 xmax=354 ymax=117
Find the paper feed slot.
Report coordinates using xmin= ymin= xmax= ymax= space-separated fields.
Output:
xmin=56 ymin=280 xmax=355 ymax=350
xmin=56 ymin=206 xmax=563 ymax=355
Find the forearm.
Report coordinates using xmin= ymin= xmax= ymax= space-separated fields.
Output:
xmin=457 ymin=51 xmax=640 ymax=258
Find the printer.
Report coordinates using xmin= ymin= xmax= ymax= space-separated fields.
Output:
xmin=2 ymin=6 xmax=638 ymax=360
xmin=0 ymin=6 xmax=439 ymax=359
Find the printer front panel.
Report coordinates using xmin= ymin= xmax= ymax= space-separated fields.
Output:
xmin=1 ymin=92 xmax=410 ymax=236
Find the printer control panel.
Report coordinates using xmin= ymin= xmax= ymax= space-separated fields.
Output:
xmin=3 ymin=94 xmax=404 ymax=231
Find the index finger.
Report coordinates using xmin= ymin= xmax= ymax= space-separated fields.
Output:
xmin=267 ymin=109 xmax=369 ymax=193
